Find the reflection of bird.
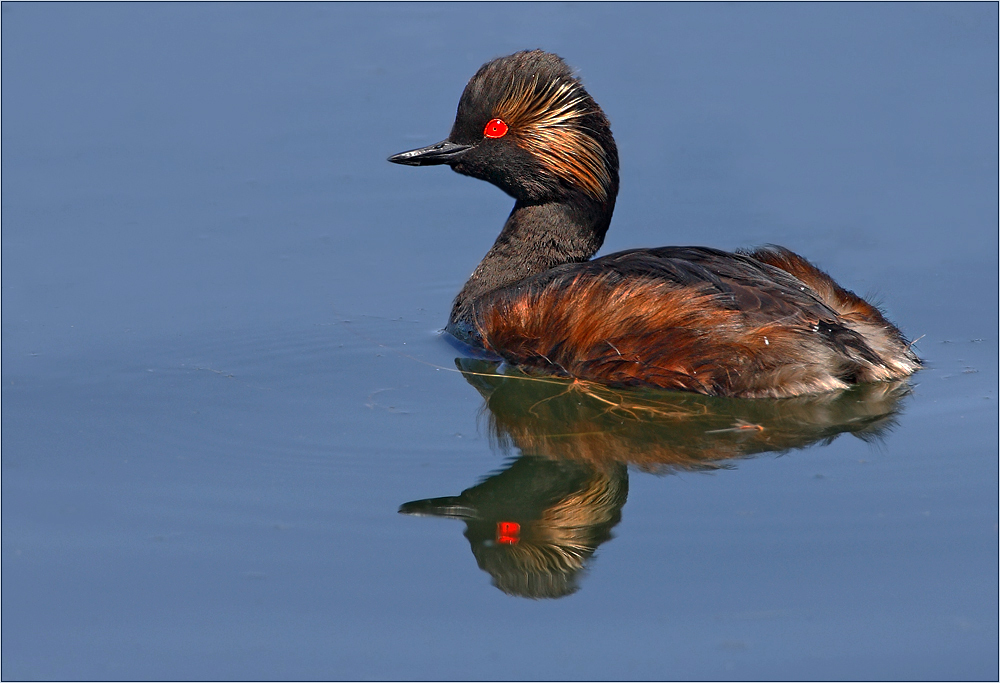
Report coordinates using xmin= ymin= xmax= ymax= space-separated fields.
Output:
xmin=389 ymin=50 xmax=920 ymax=398
xmin=400 ymin=456 xmax=627 ymax=600
xmin=400 ymin=361 xmax=913 ymax=599
xmin=458 ymin=358 xmax=914 ymax=473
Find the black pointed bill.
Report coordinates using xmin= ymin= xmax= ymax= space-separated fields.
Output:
xmin=398 ymin=496 xmax=477 ymax=519
xmin=388 ymin=140 xmax=472 ymax=166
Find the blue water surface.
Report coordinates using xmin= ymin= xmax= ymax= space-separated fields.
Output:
xmin=3 ymin=3 xmax=997 ymax=680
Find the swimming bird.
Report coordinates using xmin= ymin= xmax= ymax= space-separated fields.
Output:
xmin=388 ymin=50 xmax=920 ymax=398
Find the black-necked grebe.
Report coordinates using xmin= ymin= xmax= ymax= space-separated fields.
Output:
xmin=388 ymin=50 xmax=920 ymax=398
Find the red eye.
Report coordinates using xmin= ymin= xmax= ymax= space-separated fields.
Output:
xmin=496 ymin=521 xmax=520 ymax=545
xmin=484 ymin=118 xmax=508 ymax=138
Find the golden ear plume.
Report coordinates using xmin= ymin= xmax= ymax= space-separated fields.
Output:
xmin=494 ymin=74 xmax=611 ymax=202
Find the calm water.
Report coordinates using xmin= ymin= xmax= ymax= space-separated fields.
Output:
xmin=3 ymin=3 xmax=997 ymax=680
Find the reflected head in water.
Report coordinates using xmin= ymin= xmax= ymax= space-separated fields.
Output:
xmin=401 ymin=456 xmax=626 ymax=599
xmin=401 ymin=361 xmax=914 ymax=599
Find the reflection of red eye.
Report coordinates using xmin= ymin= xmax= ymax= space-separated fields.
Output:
xmin=496 ymin=521 xmax=520 ymax=545
xmin=484 ymin=118 xmax=508 ymax=138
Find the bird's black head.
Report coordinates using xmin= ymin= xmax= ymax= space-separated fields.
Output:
xmin=389 ymin=50 xmax=619 ymax=206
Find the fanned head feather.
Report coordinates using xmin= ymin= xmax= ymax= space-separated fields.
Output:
xmin=450 ymin=51 xmax=618 ymax=204
xmin=492 ymin=70 xmax=611 ymax=201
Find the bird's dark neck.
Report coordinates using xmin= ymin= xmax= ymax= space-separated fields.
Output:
xmin=447 ymin=196 xmax=614 ymax=339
